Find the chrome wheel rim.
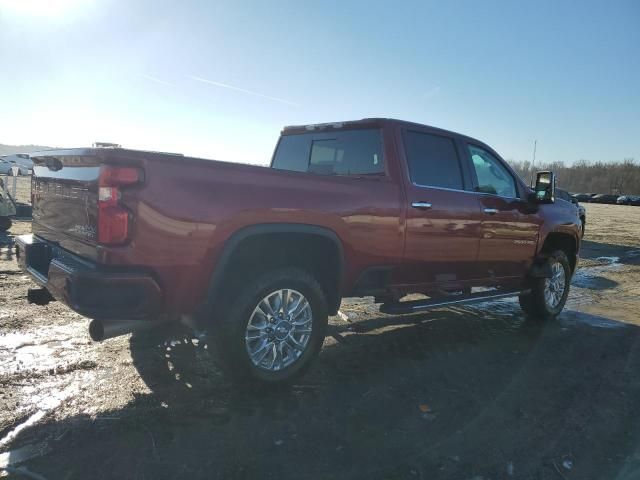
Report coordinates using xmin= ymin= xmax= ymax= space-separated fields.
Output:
xmin=544 ymin=261 xmax=566 ymax=309
xmin=245 ymin=289 xmax=313 ymax=372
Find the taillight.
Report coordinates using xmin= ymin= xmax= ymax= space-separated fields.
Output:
xmin=98 ymin=166 xmax=141 ymax=245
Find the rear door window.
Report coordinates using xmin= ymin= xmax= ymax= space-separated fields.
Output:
xmin=403 ymin=131 xmax=464 ymax=190
xmin=272 ymin=129 xmax=384 ymax=176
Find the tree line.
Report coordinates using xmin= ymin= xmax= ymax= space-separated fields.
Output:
xmin=509 ymin=158 xmax=640 ymax=195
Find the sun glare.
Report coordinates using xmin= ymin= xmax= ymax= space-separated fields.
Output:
xmin=0 ymin=0 xmax=84 ymax=17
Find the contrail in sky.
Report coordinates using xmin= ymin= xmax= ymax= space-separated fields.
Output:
xmin=188 ymin=75 xmax=300 ymax=107
xmin=141 ymin=74 xmax=174 ymax=87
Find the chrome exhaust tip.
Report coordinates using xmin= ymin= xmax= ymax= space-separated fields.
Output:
xmin=89 ymin=319 xmax=155 ymax=341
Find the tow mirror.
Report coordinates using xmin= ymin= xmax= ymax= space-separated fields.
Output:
xmin=531 ymin=171 xmax=555 ymax=204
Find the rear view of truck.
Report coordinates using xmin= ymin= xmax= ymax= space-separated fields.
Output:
xmin=17 ymin=149 xmax=162 ymax=338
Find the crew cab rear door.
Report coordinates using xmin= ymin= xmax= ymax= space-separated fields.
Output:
xmin=464 ymin=143 xmax=540 ymax=280
xmin=399 ymin=128 xmax=483 ymax=287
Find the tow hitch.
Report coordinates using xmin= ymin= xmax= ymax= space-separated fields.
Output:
xmin=27 ymin=287 xmax=55 ymax=306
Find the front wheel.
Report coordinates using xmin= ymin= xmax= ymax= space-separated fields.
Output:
xmin=211 ymin=267 xmax=328 ymax=386
xmin=520 ymin=250 xmax=571 ymax=320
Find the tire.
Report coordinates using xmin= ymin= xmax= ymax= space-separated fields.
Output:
xmin=519 ymin=250 xmax=571 ymax=320
xmin=0 ymin=216 xmax=11 ymax=232
xmin=211 ymin=267 xmax=328 ymax=386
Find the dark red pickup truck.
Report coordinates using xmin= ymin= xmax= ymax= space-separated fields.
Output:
xmin=16 ymin=118 xmax=581 ymax=384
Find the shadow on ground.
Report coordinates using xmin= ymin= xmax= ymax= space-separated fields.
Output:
xmin=581 ymin=240 xmax=640 ymax=266
xmin=6 ymin=301 xmax=640 ymax=479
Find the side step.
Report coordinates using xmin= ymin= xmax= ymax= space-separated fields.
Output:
xmin=379 ymin=289 xmax=528 ymax=315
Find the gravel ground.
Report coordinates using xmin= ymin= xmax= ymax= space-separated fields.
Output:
xmin=1 ymin=203 xmax=640 ymax=479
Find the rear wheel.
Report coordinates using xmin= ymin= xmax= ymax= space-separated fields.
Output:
xmin=519 ymin=250 xmax=571 ymax=320
xmin=0 ymin=216 xmax=11 ymax=232
xmin=211 ymin=267 xmax=328 ymax=386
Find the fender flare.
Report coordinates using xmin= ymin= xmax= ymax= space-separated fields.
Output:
xmin=200 ymin=223 xmax=345 ymax=320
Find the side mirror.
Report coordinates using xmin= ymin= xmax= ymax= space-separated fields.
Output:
xmin=531 ymin=171 xmax=555 ymax=204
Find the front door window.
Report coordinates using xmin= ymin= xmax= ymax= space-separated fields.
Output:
xmin=468 ymin=145 xmax=517 ymax=198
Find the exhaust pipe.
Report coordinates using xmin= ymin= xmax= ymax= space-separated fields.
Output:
xmin=89 ymin=319 xmax=156 ymax=341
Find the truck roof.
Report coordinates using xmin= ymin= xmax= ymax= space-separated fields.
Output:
xmin=282 ymin=117 xmax=488 ymax=146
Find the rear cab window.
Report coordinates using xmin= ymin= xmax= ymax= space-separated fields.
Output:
xmin=271 ymin=129 xmax=384 ymax=176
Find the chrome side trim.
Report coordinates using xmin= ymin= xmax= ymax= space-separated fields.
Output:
xmin=411 ymin=182 xmax=522 ymax=201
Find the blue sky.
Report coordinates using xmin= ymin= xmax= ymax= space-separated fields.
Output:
xmin=0 ymin=0 xmax=638 ymax=165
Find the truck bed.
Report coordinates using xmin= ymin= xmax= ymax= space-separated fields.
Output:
xmin=29 ymin=147 xmax=404 ymax=317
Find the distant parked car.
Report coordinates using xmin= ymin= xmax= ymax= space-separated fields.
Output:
xmin=0 ymin=178 xmax=16 ymax=232
xmin=591 ymin=194 xmax=620 ymax=204
xmin=573 ymin=193 xmax=592 ymax=203
xmin=617 ymin=195 xmax=640 ymax=206
xmin=0 ymin=154 xmax=32 ymax=175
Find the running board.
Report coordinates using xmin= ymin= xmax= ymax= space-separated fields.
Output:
xmin=379 ymin=289 xmax=529 ymax=315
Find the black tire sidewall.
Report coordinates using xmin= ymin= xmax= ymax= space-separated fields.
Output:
xmin=531 ymin=250 xmax=571 ymax=318
xmin=213 ymin=268 xmax=328 ymax=385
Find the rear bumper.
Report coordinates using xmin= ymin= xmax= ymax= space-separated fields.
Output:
xmin=15 ymin=234 xmax=162 ymax=320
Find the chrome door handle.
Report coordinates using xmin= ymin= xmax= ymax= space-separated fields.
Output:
xmin=483 ymin=208 xmax=498 ymax=215
xmin=411 ymin=202 xmax=432 ymax=210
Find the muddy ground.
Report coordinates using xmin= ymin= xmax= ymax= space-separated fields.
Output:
xmin=1 ymin=203 xmax=640 ymax=480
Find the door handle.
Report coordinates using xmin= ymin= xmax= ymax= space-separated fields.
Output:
xmin=483 ymin=208 xmax=498 ymax=215
xmin=411 ymin=202 xmax=432 ymax=210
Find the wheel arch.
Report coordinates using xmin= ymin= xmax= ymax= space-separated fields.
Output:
xmin=201 ymin=223 xmax=345 ymax=321
xmin=539 ymin=230 xmax=579 ymax=273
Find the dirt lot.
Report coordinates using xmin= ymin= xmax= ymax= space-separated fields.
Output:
xmin=1 ymin=203 xmax=640 ymax=479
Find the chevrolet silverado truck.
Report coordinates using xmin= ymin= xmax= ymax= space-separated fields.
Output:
xmin=16 ymin=118 xmax=581 ymax=384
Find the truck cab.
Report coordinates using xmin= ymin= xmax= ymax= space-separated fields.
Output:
xmin=271 ymin=120 xmax=579 ymax=299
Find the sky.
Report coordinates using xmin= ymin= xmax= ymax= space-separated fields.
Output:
xmin=0 ymin=0 xmax=638 ymax=165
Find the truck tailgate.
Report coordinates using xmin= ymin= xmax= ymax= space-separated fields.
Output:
xmin=31 ymin=151 xmax=101 ymax=260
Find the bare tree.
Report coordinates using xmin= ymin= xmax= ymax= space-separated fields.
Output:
xmin=509 ymin=158 xmax=640 ymax=195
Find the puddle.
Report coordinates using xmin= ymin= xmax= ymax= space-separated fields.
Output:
xmin=0 ymin=326 xmax=85 ymax=374
xmin=0 ymin=411 xmax=47 ymax=450
xmin=0 ymin=384 xmax=77 ymax=469
xmin=573 ymin=256 xmax=623 ymax=289
xmin=0 ymin=442 xmax=50 ymax=472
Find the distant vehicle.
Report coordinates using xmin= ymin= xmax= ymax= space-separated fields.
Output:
xmin=573 ymin=193 xmax=592 ymax=203
xmin=591 ymin=194 xmax=620 ymax=204
xmin=559 ymin=189 xmax=586 ymax=236
xmin=0 ymin=178 xmax=17 ymax=231
xmin=617 ymin=195 xmax=640 ymax=206
xmin=0 ymin=154 xmax=32 ymax=175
